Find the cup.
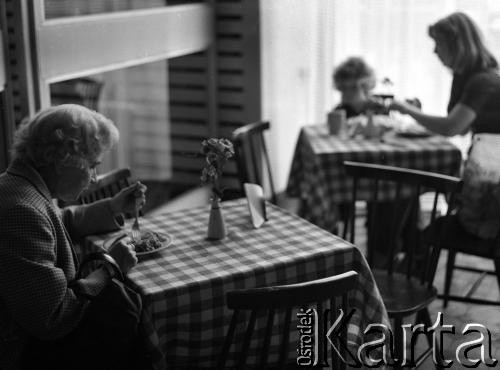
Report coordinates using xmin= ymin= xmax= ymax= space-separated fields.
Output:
xmin=327 ymin=109 xmax=346 ymax=135
xmin=364 ymin=111 xmax=379 ymax=139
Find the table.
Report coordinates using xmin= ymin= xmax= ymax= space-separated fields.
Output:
xmin=86 ymin=199 xmax=390 ymax=368
xmin=286 ymin=124 xmax=463 ymax=233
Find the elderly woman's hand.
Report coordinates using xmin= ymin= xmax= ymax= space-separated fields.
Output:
xmin=108 ymin=240 xmax=137 ymax=274
xmin=109 ymin=182 xmax=147 ymax=216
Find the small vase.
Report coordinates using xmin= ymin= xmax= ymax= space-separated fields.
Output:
xmin=207 ymin=197 xmax=227 ymax=240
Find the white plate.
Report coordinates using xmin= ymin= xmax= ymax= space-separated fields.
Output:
xmin=103 ymin=231 xmax=173 ymax=256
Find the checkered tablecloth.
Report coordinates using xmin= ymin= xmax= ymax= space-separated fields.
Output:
xmin=286 ymin=125 xmax=463 ymax=233
xmin=86 ymin=199 xmax=389 ymax=368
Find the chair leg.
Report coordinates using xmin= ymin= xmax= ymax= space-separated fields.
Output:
xmin=420 ymin=308 xmax=443 ymax=369
xmin=494 ymin=255 xmax=500 ymax=297
xmin=340 ymin=203 xmax=350 ymax=240
xmin=393 ymin=317 xmax=404 ymax=369
xmin=443 ymin=250 xmax=456 ymax=308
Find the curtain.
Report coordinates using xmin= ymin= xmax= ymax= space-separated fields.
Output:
xmin=261 ymin=0 xmax=336 ymax=191
xmin=261 ymin=0 xmax=500 ymax=190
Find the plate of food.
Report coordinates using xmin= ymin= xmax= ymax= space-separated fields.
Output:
xmin=346 ymin=115 xmax=397 ymax=138
xmin=394 ymin=126 xmax=433 ymax=138
xmin=133 ymin=230 xmax=173 ymax=256
xmin=390 ymin=113 xmax=432 ymax=137
xmin=104 ymin=230 xmax=173 ymax=256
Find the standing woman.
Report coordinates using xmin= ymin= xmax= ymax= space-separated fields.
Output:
xmin=390 ymin=12 xmax=500 ymax=136
xmin=0 ymin=104 xmax=148 ymax=369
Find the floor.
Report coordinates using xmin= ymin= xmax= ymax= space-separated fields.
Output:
xmin=428 ymin=256 xmax=500 ymax=369
xmin=144 ymin=185 xmax=500 ymax=368
xmin=351 ymin=205 xmax=500 ymax=369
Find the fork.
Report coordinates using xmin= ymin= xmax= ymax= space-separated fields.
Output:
xmin=131 ymin=198 xmax=141 ymax=243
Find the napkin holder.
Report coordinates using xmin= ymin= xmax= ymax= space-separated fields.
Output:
xmin=244 ymin=183 xmax=267 ymax=228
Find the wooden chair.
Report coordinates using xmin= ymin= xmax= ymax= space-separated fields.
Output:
xmin=232 ymin=121 xmax=301 ymax=212
xmin=436 ymin=132 xmax=500 ymax=307
xmin=78 ymin=167 xmax=137 ymax=218
xmin=436 ymin=215 xmax=500 ymax=307
xmin=232 ymin=121 xmax=277 ymax=203
xmin=344 ymin=161 xmax=462 ymax=368
xmin=50 ymin=77 xmax=104 ymax=111
xmin=217 ymin=271 xmax=358 ymax=370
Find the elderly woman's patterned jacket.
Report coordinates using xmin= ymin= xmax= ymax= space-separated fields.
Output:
xmin=0 ymin=159 xmax=123 ymax=369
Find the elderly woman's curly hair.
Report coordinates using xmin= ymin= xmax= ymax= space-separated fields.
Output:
xmin=12 ymin=104 xmax=119 ymax=169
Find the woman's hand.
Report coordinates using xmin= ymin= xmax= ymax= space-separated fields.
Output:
xmin=108 ymin=240 xmax=137 ymax=274
xmin=405 ymin=97 xmax=422 ymax=109
xmin=366 ymin=97 xmax=390 ymax=114
xmin=109 ymin=182 xmax=147 ymax=216
xmin=388 ymin=99 xmax=413 ymax=114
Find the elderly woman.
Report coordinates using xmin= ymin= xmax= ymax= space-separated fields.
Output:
xmin=0 ymin=104 xmax=148 ymax=369
xmin=390 ymin=12 xmax=500 ymax=136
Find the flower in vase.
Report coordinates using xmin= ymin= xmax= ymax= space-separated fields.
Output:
xmin=200 ymin=138 xmax=235 ymax=199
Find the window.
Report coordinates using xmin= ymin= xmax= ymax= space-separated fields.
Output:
xmin=331 ymin=0 xmax=500 ymax=115
xmin=261 ymin=0 xmax=500 ymax=189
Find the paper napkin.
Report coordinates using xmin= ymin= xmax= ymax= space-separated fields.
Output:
xmin=244 ymin=183 xmax=267 ymax=228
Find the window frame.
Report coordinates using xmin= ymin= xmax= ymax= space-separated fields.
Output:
xmin=28 ymin=1 xmax=213 ymax=109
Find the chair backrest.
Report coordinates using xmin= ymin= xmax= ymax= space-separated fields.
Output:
xmin=232 ymin=121 xmax=277 ymax=204
xmin=50 ymin=77 xmax=104 ymax=111
xmin=217 ymin=270 xmax=358 ymax=370
xmin=343 ymin=161 xmax=462 ymax=284
xmin=78 ymin=167 xmax=131 ymax=205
